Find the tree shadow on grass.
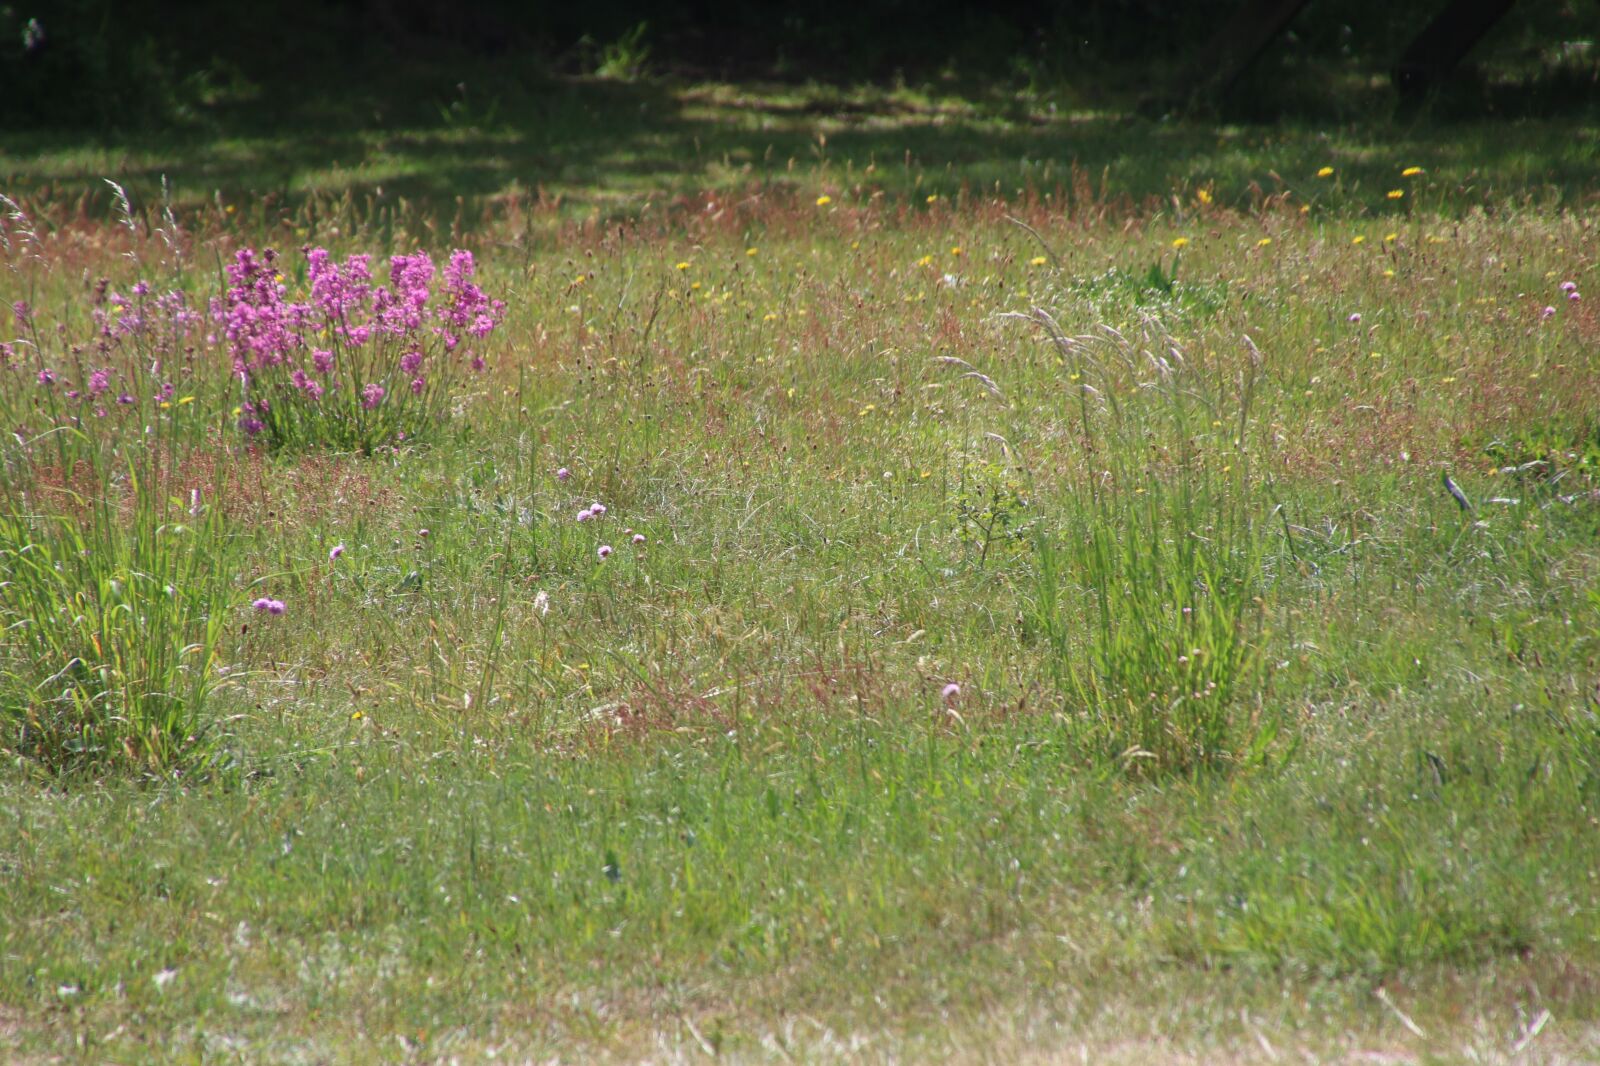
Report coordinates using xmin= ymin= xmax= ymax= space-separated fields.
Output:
xmin=2 ymin=75 xmax=1597 ymax=230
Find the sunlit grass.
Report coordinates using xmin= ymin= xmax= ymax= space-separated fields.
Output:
xmin=2 ymin=107 xmax=1599 ymax=1059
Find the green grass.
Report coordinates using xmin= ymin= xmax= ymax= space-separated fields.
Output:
xmin=2 ymin=83 xmax=1600 ymax=1060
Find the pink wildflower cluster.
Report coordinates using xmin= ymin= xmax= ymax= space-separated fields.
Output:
xmin=8 ymin=279 xmax=203 ymax=425
xmin=220 ymin=245 xmax=505 ymax=447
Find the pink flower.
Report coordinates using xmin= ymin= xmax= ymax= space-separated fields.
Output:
xmin=941 ymin=682 xmax=961 ymax=701
xmin=1347 ymin=312 xmax=1361 ymax=323
xmin=252 ymin=597 xmax=286 ymax=615
xmin=556 ymin=467 xmax=571 ymax=481
xmin=418 ymin=528 xmax=430 ymax=538
xmin=361 ymin=382 xmax=386 ymax=409
xmin=1542 ymin=305 xmax=1557 ymax=320
xmin=632 ymin=533 xmax=646 ymax=545
xmin=577 ymin=508 xmax=593 ymax=522
xmin=1569 ymin=291 xmax=1581 ymax=303
xmin=590 ymin=503 xmax=607 ymax=515
xmin=1560 ymin=281 xmax=1577 ymax=294
xmin=329 ymin=543 xmax=345 ymax=561
xmin=597 ymin=544 xmax=613 ymax=559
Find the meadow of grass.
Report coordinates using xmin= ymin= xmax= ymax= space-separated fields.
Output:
xmin=2 ymin=84 xmax=1600 ymax=1062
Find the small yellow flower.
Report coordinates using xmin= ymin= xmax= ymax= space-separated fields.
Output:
xmin=1382 ymin=269 xmax=1395 ymax=278
xmin=675 ymin=261 xmax=690 ymax=270
xmin=690 ymin=281 xmax=701 ymax=290
xmin=763 ymin=313 xmax=778 ymax=322
xmin=1196 ymin=188 xmax=1213 ymax=205
xmin=1352 ymin=235 xmax=1366 ymax=245
xmin=225 ymin=204 xmax=236 ymax=214
xmin=1384 ymin=232 xmax=1398 ymax=242
xmin=273 ymin=273 xmax=284 ymax=283
xmin=916 ymin=254 xmax=934 ymax=267
xmin=159 ymin=401 xmax=171 ymax=409
xmin=1316 ymin=166 xmax=1335 ymax=178
xmin=1387 ymin=189 xmax=1404 ymax=200
xmin=950 ymin=246 xmax=963 ymax=256
xmin=746 ymin=248 xmax=758 ymax=257
xmin=815 ymin=195 xmax=832 ymax=206
xmin=926 ymin=194 xmax=938 ymax=204
xmin=1256 ymin=237 xmax=1272 ymax=248
xmin=1401 ymin=166 xmax=1424 ymax=177
xmin=1171 ymin=237 xmax=1190 ymax=250
xmin=177 ymin=395 xmax=195 ymax=405
xmin=1441 ymin=376 xmax=1457 ymax=384
xmin=859 ymin=403 xmax=877 ymax=415
xmin=1029 ymin=256 xmax=1048 ymax=266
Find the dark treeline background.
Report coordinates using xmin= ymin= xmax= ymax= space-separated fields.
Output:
xmin=2 ymin=0 xmax=1596 ymax=129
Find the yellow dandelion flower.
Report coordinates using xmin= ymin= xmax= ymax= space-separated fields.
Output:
xmin=859 ymin=403 xmax=877 ymax=415
xmin=690 ymin=281 xmax=701 ymax=290
xmin=815 ymin=195 xmax=832 ymax=206
xmin=916 ymin=254 xmax=934 ymax=267
xmin=1382 ymin=269 xmax=1395 ymax=278
xmin=1440 ymin=376 xmax=1456 ymax=384
xmin=1352 ymin=235 xmax=1366 ymax=245
xmin=1316 ymin=166 xmax=1335 ymax=178
xmin=676 ymin=261 xmax=690 ymax=270
xmin=1029 ymin=256 xmax=1048 ymax=266
xmin=1387 ymin=189 xmax=1403 ymax=200
xmin=950 ymin=246 xmax=963 ymax=256
xmin=177 ymin=395 xmax=195 ymax=405
xmin=746 ymin=248 xmax=757 ymax=257
xmin=1384 ymin=232 xmax=1398 ymax=242
xmin=1197 ymin=188 xmax=1213 ymax=205
xmin=926 ymin=194 xmax=938 ymax=204
xmin=273 ymin=273 xmax=284 ymax=283
xmin=1172 ymin=237 xmax=1190 ymax=250
xmin=1299 ymin=204 xmax=1311 ymax=214
xmin=1401 ymin=166 xmax=1424 ymax=177
xmin=1256 ymin=237 xmax=1272 ymax=248
xmin=225 ymin=204 xmax=236 ymax=214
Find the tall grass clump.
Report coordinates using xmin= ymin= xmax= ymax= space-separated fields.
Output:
xmin=0 ymin=191 xmax=240 ymax=774
xmin=0 ymin=453 xmax=237 ymax=774
xmin=1019 ymin=311 xmax=1274 ymax=774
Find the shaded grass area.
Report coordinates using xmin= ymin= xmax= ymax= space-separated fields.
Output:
xmin=3 ymin=78 xmax=1599 ymax=229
